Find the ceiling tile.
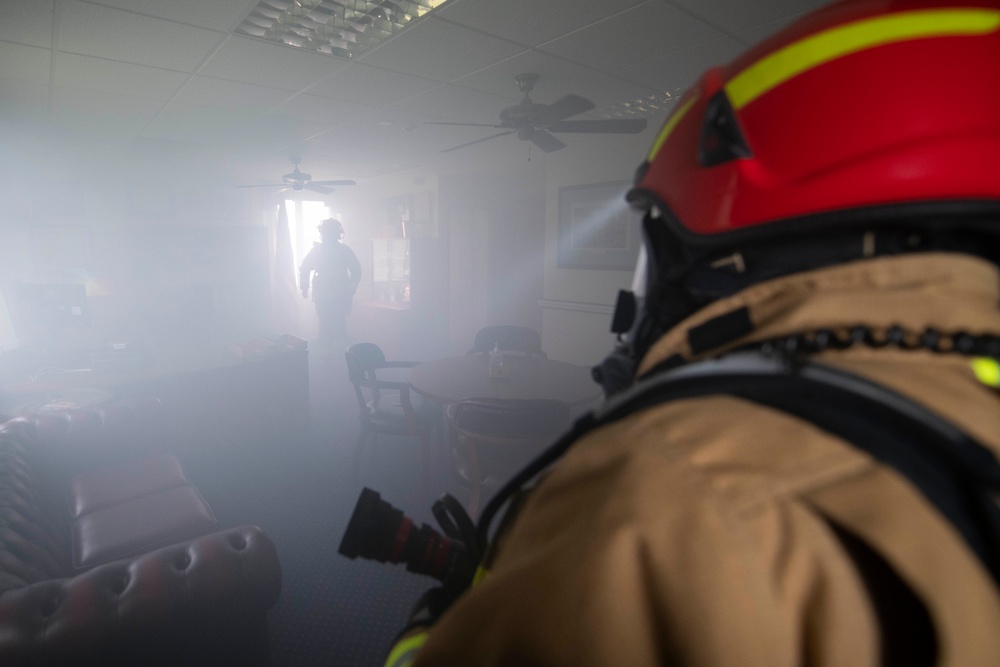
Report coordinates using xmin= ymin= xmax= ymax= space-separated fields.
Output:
xmin=221 ymin=114 xmax=336 ymax=161
xmin=349 ymin=106 xmax=440 ymax=132
xmin=357 ymin=16 xmax=525 ymax=83
xmin=200 ymin=35 xmax=348 ymax=92
xmin=273 ymin=93 xmax=375 ymax=125
xmin=55 ymin=53 xmax=188 ymax=100
xmin=735 ymin=12 xmax=817 ymax=49
xmin=50 ymin=86 xmax=164 ymax=138
xmin=303 ymin=126 xmax=429 ymax=177
xmin=91 ymin=0 xmax=258 ymax=32
xmin=668 ymin=0 xmax=830 ymax=35
xmin=614 ymin=36 xmax=745 ymax=94
xmin=0 ymin=42 xmax=51 ymax=84
xmin=0 ymin=0 xmax=854 ymax=187
xmin=0 ymin=0 xmax=54 ymax=48
xmin=307 ymin=63 xmax=441 ymax=107
xmin=239 ymin=114 xmax=332 ymax=143
xmin=127 ymin=136 xmax=213 ymax=163
xmin=436 ymin=0 xmax=646 ymax=48
xmin=394 ymin=84 xmax=519 ymax=124
xmin=430 ymin=126 xmax=549 ymax=166
xmin=0 ymin=79 xmax=49 ymax=125
xmin=327 ymin=107 xmax=464 ymax=166
xmin=455 ymin=52 xmax=656 ymax=109
xmin=174 ymin=75 xmax=292 ymax=112
xmin=538 ymin=2 xmax=724 ymax=73
xmin=142 ymin=101 xmax=262 ymax=143
xmin=419 ymin=122 xmax=512 ymax=156
xmin=58 ymin=1 xmax=222 ymax=72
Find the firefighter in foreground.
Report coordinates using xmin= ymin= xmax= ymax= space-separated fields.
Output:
xmin=385 ymin=1 xmax=1000 ymax=664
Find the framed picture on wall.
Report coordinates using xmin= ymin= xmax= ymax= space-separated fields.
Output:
xmin=557 ymin=181 xmax=642 ymax=270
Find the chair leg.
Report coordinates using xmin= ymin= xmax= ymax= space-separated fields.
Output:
xmin=419 ymin=433 xmax=431 ymax=502
xmin=353 ymin=426 xmax=371 ymax=482
xmin=466 ymin=444 xmax=483 ymax=519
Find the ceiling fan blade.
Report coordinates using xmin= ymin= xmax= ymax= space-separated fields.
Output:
xmin=441 ymin=130 xmax=516 ymax=154
xmin=304 ymin=183 xmax=334 ymax=195
xmin=546 ymin=118 xmax=649 ymax=134
xmin=528 ymin=94 xmax=595 ymax=127
xmin=424 ymin=121 xmax=505 ymax=128
xmin=309 ymin=179 xmax=357 ymax=186
xmin=529 ymin=130 xmax=566 ymax=153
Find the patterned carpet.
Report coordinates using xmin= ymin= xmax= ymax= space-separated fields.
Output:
xmin=180 ymin=347 xmax=459 ymax=667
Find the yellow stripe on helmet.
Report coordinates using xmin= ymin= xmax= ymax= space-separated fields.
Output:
xmin=646 ymin=93 xmax=699 ymax=162
xmin=726 ymin=8 xmax=1000 ymax=110
xmin=646 ymin=8 xmax=1000 ymax=164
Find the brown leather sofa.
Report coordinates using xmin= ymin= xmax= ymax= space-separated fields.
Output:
xmin=0 ymin=397 xmax=283 ymax=666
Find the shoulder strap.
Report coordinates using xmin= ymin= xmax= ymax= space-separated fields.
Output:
xmin=599 ymin=352 xmax=1000 ymax=586
xmin=477 ymin=352 xmax=1000 ymax=586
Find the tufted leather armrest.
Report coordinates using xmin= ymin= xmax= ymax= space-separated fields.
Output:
xmin=0 ymin=525 xmax=282 ymax=665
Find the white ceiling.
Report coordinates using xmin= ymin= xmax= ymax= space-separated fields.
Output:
xmin=0 ymin=0 xmax=829 ymax=187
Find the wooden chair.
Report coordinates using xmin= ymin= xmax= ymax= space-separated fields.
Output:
xmin=446 ymin=397 xmax=571 ymax=517
xmin=469 ymin=325 xmax=546 ymax=357
xmin=345 ymin=343 xmax=435 ymax=494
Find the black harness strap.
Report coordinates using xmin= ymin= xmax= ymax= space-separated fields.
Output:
xmin=479 ymin=353 xmax=1000 ymax=589
xmin=473 ymin=353 xmax=1000 ymax=664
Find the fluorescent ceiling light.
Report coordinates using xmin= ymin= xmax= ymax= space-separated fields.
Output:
xmin=589 ymin=90 xmax=683 ymax=119
xmin=236 ymin=0 xmax=452 ymax=59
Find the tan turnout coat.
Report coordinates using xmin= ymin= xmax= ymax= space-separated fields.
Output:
xmin=411 ymin=252 xmax=1000 ymax=667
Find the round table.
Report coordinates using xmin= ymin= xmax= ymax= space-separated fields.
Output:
xmin=408 ymin=354 xmax=602 ymax=406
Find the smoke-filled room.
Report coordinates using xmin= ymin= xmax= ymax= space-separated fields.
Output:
xmin=4 ymin=1 xmax=1000 ymax=666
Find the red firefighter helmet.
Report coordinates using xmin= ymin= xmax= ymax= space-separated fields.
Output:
xmin=593 ymin=0 xmax=1000 ymax=394
xmin=627 ymin=0 xmax=1000 ymax=242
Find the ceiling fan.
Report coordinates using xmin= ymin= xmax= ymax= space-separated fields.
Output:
xmin=428 ymin=73 xmax=648 ymax=154
xmin=237 ymin=157 xmax=357 ymax=194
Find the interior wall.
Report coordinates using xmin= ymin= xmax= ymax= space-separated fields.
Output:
xmin=439 ymin=161 xmax=546 ymax=353
xmin=446 ymin=206 xmax=489 ymax=352
xmin=541 ymin=131 xmax=652 ymax=365
xmin=0 ymin=139 xmax=274 ymax=355
xmin=0 ymin=124 xmax=649 ymax=369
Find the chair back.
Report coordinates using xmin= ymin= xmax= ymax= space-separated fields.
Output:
xmin=344 ymin=343 xmax=433 ymax=494
xmin=447 ymin=398 xmax=571 ymax=516
xmin=346 ymin=342 xmax=387 ymax=377
xmin=345 ymin=343 xmax=387 ymax=415
xmin=469 ymin=325 xmax=545 ymax=357
xmin=449 ymin=398 xmax=570 ymax=446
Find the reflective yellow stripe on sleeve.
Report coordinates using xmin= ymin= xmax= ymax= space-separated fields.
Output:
xmin=472 ymin=564 xmax=490 ymax=587
xmin=971 ymin=358 xmax=1000 ymax=387
xmin=384 ymin=632 xmax=428 ymax=667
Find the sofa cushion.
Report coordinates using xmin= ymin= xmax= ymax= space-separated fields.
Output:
xmin=72 ymin=484 xmax=217 ymax=569
xmin=68 ymin=453 xmax=189 ymax=518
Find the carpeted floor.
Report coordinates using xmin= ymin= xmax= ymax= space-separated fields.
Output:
xmin=180 ymin=345 xmax=463 ymax=667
